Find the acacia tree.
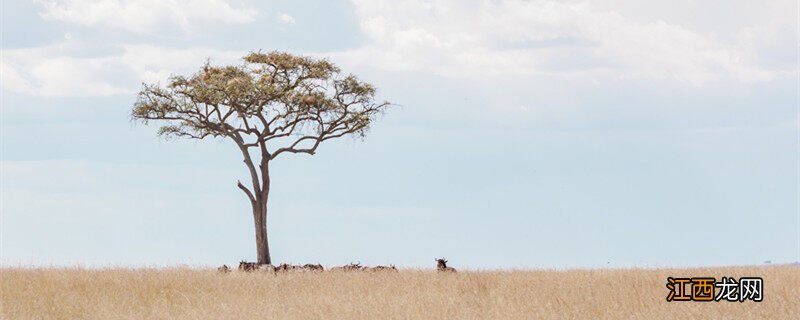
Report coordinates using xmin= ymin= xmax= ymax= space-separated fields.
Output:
xmin=133 ymin=52 xmax=390 ymax=264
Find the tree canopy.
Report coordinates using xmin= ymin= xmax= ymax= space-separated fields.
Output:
xmin=133 ymin=52 xmax=388 ymax=158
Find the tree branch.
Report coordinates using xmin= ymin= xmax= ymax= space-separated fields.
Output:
xmin=229 ymin=131 xmax=263 ymax=197
xmin=237 ymin=180 xmax=256 ymax=204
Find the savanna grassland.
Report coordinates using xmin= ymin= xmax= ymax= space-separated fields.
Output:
xmin=1 ymin=266 xmax=798 ymax=319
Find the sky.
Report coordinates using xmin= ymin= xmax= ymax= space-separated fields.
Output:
xmin=1 ymin=0 xmax=798 ymax=269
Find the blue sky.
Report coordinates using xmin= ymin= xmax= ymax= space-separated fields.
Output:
xmin=1 ymin=0 xmax=797 ymax=269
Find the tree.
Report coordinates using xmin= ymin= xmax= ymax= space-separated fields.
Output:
xmin=132 ymin=52 xmax=390 ymax=264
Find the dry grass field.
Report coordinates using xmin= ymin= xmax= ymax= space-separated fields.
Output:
xmin=1 ymin=265 xmax=798 ymax=319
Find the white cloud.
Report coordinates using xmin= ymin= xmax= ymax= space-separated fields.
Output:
xmin=0 ymin=60 xmax=37 ymax=95
xmin=278 ymin=13 xmax=296 ymax=25
xmin=1 ymin=43 xmax=131 ymax=96
xmin=333 ymin=0 xmax=792 ymax=85
xmin=5 ymin=0 xmax=792 ymax=98
xmin=1 ymin=42 xmax=243 ymax=97
xmin=35 ymin=0 xmax=258 ymax=33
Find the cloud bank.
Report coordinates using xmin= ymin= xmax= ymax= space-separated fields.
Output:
xmin=1 ymin=0 xmax=794 ymax=98
xmin=1 ymin=43 xmax=242 ymax=97
xmin=35 ymin=0 xmax=257 ymax=33
xmin=333 ymin=0 xmax=791 ymax=85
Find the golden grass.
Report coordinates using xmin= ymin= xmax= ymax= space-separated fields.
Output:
xmin=2 ymin=266 xmax=798 ymax=319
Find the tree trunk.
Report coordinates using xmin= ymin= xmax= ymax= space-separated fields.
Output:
xmin=237 ymin=141 xmax=271 ymax=265
xmin=253 ymin=192 xmax=271 ymax=265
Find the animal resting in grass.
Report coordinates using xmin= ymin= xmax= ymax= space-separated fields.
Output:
xmin=234 ymin=262 xmax=324 ymax=273
xmin=238 ymin=261 xmax=259 ymax=272
xmin=226 ymin=260 xmax=448 ymax=273
xmin=275 ymin=263 xmax=324 ymax=272
xmin=436 ymin=258 xmax=457 ymax=273
xmin=330 ymin=262 xmax=364 ymax=272
xmin=133 ymin=51 xmax=391 ymax=265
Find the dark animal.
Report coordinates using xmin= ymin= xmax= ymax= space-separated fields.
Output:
xmin=275 ymin=263 xmax=298 ymax=272
xmin=273 ymin=263 xmax=322 ymax=272
xmin=217 ymin=265 xmax=231 ymax=273
xmin=238 ymin=261 xmax=259 ymax=272
xmin=435 ymin=258 xmax=456 ymax=273
xmin=303 ymin=263 xmax=324 ymax=271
